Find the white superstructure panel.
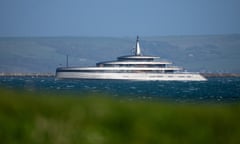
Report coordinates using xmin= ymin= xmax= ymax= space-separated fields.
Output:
xmin=58 ymin=67 xmax=182 ymax=71
xmin=99 ymin=61 xmax=172 ymax=65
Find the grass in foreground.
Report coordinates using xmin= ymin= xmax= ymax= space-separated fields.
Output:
xmin=0 ymin=88 xmax=240 ymax=144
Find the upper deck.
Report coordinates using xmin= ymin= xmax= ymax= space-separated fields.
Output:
xmin=96 ymin=60 xmax=172 ymax=68
xmin=96 ymin=36 xmax=176 ymax=68
xmin=117 ymin=55 xmax=160 ymax=61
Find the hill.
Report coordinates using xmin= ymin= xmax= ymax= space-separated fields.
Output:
xmin=0 ymin=34 xmax=240 ymax=73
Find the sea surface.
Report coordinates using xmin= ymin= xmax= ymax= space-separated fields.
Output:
xmin=1 ymin=76 xmax=240 ymax=103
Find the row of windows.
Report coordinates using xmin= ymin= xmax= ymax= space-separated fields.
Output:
xmin=150 ymin=75 xmax=192 ymax=78
xmin=57 ymin=70 xmax=174 ymax=73
xmin=97 ymin=64 xmax=166 ymax=67
xmin=118 ymin=58 xmax=154 ymax=61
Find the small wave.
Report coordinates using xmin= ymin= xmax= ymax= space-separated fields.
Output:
xmin=66 ymin=85 xmax=75 ymax=88
xmin=130 ymin=86 xmax=136 ymax=89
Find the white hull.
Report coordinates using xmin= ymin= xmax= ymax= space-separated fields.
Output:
xmin=56 ymin=72 xmax=207 ymax=81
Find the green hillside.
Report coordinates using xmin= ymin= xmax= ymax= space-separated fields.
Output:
xmin=0 ymin=34 xmax=240 ymax=73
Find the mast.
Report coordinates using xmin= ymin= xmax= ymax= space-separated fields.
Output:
xmin=66 ymin=54 xmax=69 ymax=67
xmin=135 ymin=36 xmax=142 ymax=56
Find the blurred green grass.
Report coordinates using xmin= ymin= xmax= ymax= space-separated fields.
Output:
xmin=0 ymin=88 xmax=240 ymax=144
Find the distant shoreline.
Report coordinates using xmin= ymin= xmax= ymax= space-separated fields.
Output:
xmin=201 ymin=73 xmax=240 ymax=78
xmin=0 ymin=73 xmax=54 ymax=77
xmin=0 ymin=72 xmax=240 ymax=78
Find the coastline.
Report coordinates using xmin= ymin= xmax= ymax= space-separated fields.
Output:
xmin=0 ymin=72 xmax=240 ymax=78
xmin=0 ymin=72 xmax=54 ymax=77
xmin=201 ymin=73 xmax=240 ymax=78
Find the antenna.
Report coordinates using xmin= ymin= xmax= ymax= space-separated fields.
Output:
xmin=66 ymin=54 xmax=69 ymax=67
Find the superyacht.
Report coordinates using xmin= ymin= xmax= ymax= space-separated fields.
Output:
xmin=56 ymin=36 xmax=207 ymax=81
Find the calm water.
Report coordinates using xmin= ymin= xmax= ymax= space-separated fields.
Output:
xmin=1 ymin=77 xmax=240 ymax=103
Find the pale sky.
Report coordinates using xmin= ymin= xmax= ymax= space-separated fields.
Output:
xmin=0 ymin=0 xmax=240 ymax=37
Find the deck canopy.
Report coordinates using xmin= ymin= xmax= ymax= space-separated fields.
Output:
xmin=97 ymin=60 xmax=171 ymax=65
xmin=117 ymin=55 xmax=160 ymax=61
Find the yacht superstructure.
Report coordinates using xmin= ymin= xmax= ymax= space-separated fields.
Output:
xmin=56 ymin=36 xmax=207 ymax=81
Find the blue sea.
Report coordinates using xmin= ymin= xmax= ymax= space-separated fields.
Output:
xmin=1 ymin=76 xmax=240 ymax=103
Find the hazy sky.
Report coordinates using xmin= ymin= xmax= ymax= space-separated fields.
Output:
xmin=0 ymin=0 xmax=240 ymax=37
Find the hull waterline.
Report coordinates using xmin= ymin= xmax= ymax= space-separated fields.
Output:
xmin=56 ymin=71 xmax=207 ymax=81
